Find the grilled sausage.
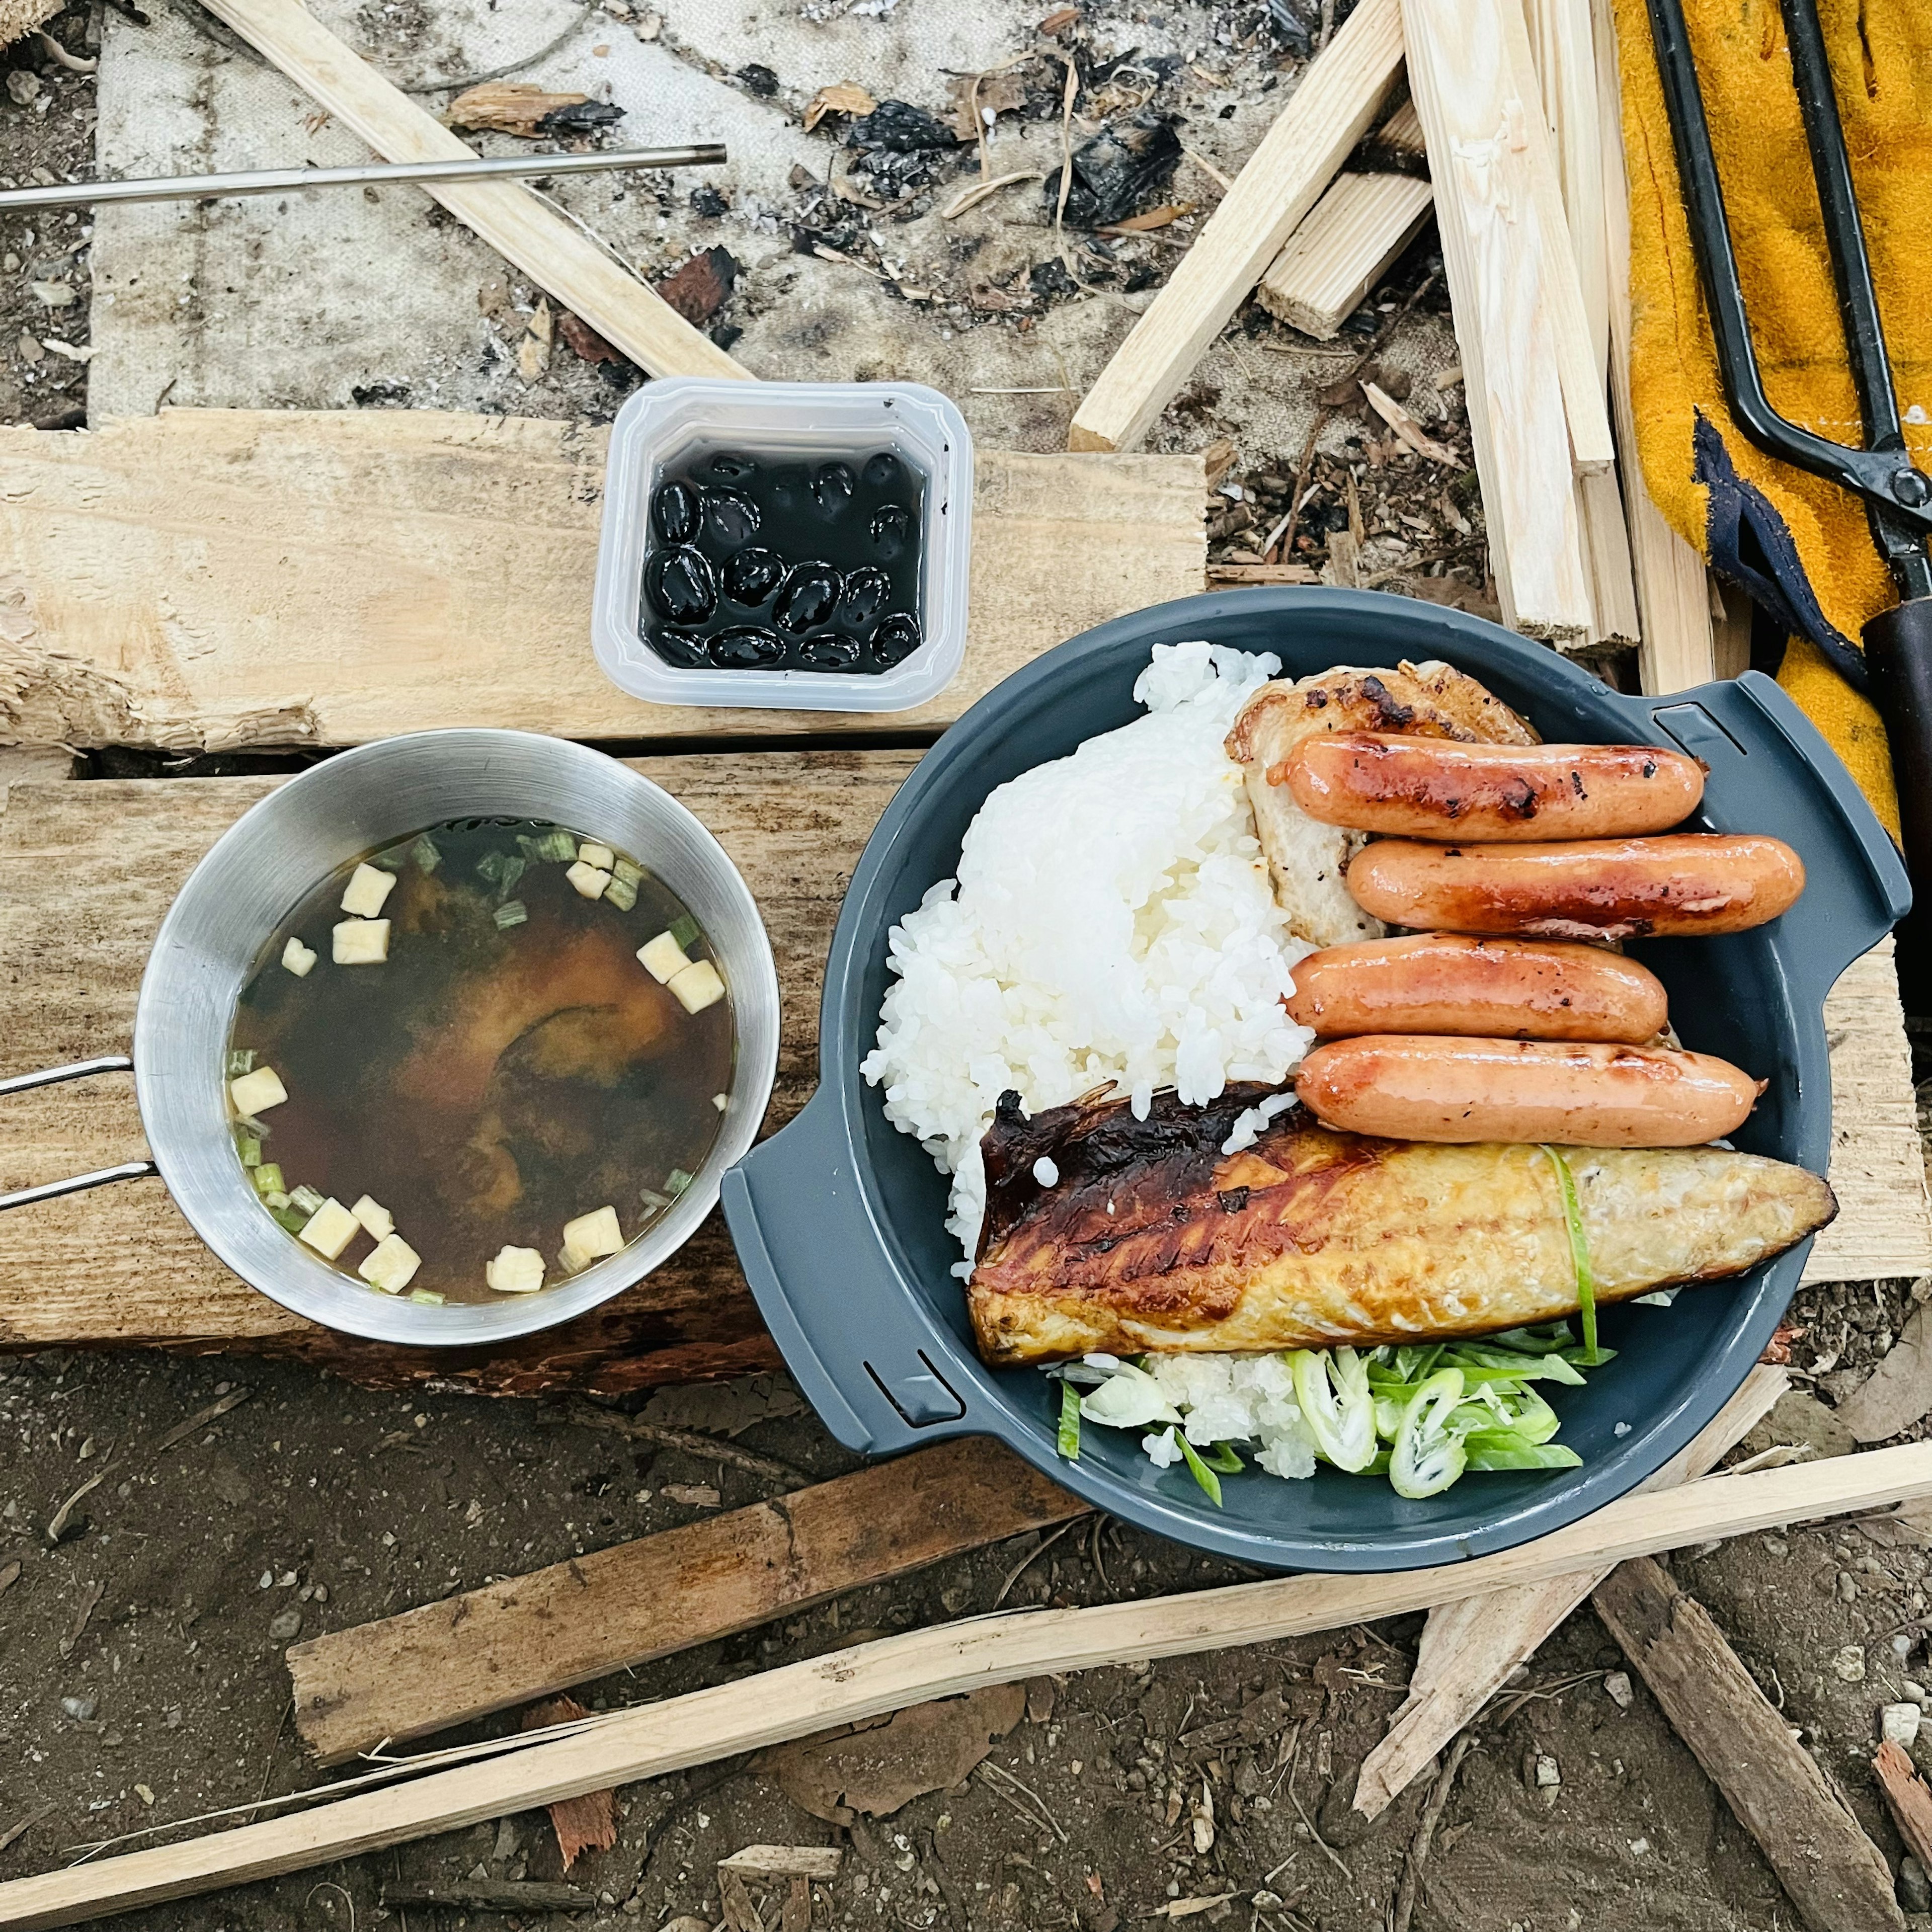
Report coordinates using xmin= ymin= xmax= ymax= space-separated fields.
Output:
xmin=1282 ymin=733 xmax=1705 ymax=840
xmin=1344 ymin=834 xmax=1805 ymax=941
xmin=1284 ymin=932 xmax=1668 ymax=1042
xmin=1295 ymin=1035 xmax=1765 ymax=1146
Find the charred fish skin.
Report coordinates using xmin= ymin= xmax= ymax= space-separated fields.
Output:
xmin=969 ymin=1087 xmax=1836 ymax=1366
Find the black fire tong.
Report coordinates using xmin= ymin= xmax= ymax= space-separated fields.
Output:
xmin=1644 ymin=0 xmax=1932 ymax=997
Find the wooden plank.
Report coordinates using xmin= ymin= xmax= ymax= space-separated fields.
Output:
xmin=1400 ymin=0 xmax=1594 ymax=639
xmin=0 ymin=751 xmax=916 ymax=1395
xmin=193 ymin=0 xmax=747 ymax=384
xmin=1594 ymin=1557 xmax=1905 ymax=1932
xmin=1802 ymin=937 xmax=1932 ymax=1287
xmin=1255 ymin=170 xmax=1434 ymax=342
xmin=0 ymin=412 xmax=1205 ymax=753
xmin=1067 ymin=0 xmax=1403 ymax=453
xmin=289 ymin=1437 xmax=1087 ymax=1764
xmin=1352 ymin=1362 xmax=1788 ymax=1818
xmin=7 ymin=1442 xmax=1931 ymax=1931
xmin=1591 ymin=0 xmax=1715 ymax=690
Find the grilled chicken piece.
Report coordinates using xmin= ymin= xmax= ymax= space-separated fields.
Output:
xmin=1224 ymin=664 xmax=1538 ymax=947
xmin=968 ymin=1085 xmax=1833 ymax=1366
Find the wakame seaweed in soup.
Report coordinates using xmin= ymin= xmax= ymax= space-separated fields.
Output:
xmin=224 ymin=822 xmax=734 ymax=1305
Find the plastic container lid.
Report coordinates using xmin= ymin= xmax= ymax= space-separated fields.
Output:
xmin=592 ymin=377 xmax=974 ymax=713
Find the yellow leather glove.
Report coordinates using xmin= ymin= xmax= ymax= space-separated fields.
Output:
xmin=1614 ymin=0 xmax=1932 ymax=838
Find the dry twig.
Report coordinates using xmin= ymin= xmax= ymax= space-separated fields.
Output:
xmin=1392 ymin=1731 xmax=1477 ymax=1932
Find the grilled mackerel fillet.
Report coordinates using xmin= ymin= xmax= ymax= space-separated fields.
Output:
xmin=1224 ymin=662 xmax=1540 ymax=948
xmin=968 ymin=1085 xmax=1834 ymax=1366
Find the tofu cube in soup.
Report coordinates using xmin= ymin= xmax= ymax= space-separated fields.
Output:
xmin=333 ymin=918 xmax=390 ymax=965
xmin=297 ymin=1197 xmax=360 ymax=1260
xmin=669 ymin=958 xmax=727 ymax=1014
xmin=341 ymin=863 xmax=398 ymax=918
xmin=358 ymin=1233 xmax=422 ymax=1295
xmin=281 ymin=937 xmax=317 ymax=978
xmin=566 ymin=860 xmax=612 ymax=901
xmin=229 ymin=1066 xmax=288 ymax=1115
xmin=351 ymin=1195 xmax=394 ymax=1241
xmin=578 ymin=841 xmax=616 ymax=871
xmin=486 ymin=1245 xmax=546 ymax=1295
xmin=563 ymin=1204 xmax=624 ymax=1260
xmin=638 ymin=932 xmax=690 ymax=983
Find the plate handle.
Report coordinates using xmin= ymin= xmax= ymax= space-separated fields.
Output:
xmin=0 ymin=1056 xmax=159 ymax=1213
xmin=722 ymin=1087 xmax=985 ymax=1459
xmin=1629 ymin=670 xmax=1910 ymax=1003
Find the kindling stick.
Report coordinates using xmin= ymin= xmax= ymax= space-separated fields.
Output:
xmin=5 ymin=1441 xmax=1929 ymax=1929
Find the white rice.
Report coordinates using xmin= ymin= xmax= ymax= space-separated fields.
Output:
xmin=860 ymin=641 xmax=1316 ymax=1272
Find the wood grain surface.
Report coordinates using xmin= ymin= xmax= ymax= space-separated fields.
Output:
xmin=0 ymin=411 xmax=1205 ymax=753
xmin=289 ymin=1437 xmax=1087 ymax=1763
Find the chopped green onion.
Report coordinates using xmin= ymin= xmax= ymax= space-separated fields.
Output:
xmin=638 ymin=1186 xmax=672 ymax=1214
xmin=1289 ymin=1347 xmax=1378 ymax=1472
xmin=495 ymin=855 xmax=527 ymax=903
xmin=603 ymin=873 xmax=639 ymax=912
xmin=1391 ymin=1367 xmax=1469 ymax=1499
xmin=665 ymin=1168 xmax=694 ymax=1197
xmin=270 ymin=1205 xmax=307 ymax=1234
xmin=1175 ymin=1433 xmax=1224 ymax=1507
xmin=252 ymin=1163 xmax=285 ymax=1198
xmin=235 ymin=1132 xmax=262 ymax=1169
xmin=408 ymin=1289 xmax=446 ymax=1306
xmin=668 ymin=913 xmax=701 ymax=952
xmin=225 ymin=1049 xmax=256 ymax=1077
xmin=529 ymin=829 xmax=577 ymax=863
xmin=265 ymin=1192 xmax=291 ymax=1211
xmin=411 ymin=834 xmax=442 ymax=873
xmin=476 ymin=850 xmax=512 ymax=885
xmin=1200 ymin=1440 xmax=1244 ymax=1474
xmin=1540 ymin=1145 xmax=1601 ymax=1363
xmin=493 ymin=900 xmax=528 ymax=930
xmin=1057 ymin=1379 xmax=1082 ymax=1461
xmin=611 ymin=856 xmax=643 ymax=888
xmin=288 ymin=1184 xmax=325 ymax=1216
xmin=235 ymin=1113 xmax=270 ymax=1141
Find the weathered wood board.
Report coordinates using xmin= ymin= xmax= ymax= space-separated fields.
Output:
xmin=0 ymin=761 xmax=1924 ymax=1397
xmin=0 ymin=411 xmax=1206 ymax=753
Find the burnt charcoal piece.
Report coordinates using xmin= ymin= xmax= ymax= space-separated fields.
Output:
xmin=650 ymin=627 xmax=710 ymax=669
xmin=651 ymin=479 xmax=700 ymax=546
xmin=810 ymin=462 xmax=856 ymax=517
xmin=643 ymin=545 xmax=717 ymax=625
xmin=1044 ymin=111 xmax=1183 ymax=229
xmin=723 ymin=545 xmax=787 ymax=606
xmin=708 ymin=625 xmax=786 ymax=669
xmin=536 ymin=99 xmax=625 ymax=135
xmin=869 ymin=501 xmax=914 ymax=559
xmin=773 ymin=562 xmax=844 ymax=634
xmin=702 ymin=487 xmax=761 ymax=548
xmin=870 ymin=611 xmax=922 ymax=666
xmin=706 ymin=451 xmax=758 ymax=482
xmin=839 ymin=565 xmax=893 ymax=628
xmin=846 ymin=100 xmax=958 ymax=153
xmin=800 ymin=633 xmax=864 ymax=672
xmin=861 ymin=451 xmax=904 ymax=491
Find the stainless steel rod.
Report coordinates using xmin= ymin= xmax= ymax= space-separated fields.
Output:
xmin=0 ymin=143 xmax=727 ymax=213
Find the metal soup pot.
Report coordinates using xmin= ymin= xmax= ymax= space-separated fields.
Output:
xmin=0 ymin=731 xmax=779 ymax=1347
xmin=723 ymin=589 xmax=1908 ymax=1572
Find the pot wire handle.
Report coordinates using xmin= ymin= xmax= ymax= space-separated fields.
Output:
xmin=0 ymin=1055 xmax=159 ymax=1213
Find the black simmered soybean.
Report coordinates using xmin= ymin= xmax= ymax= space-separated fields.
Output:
xmin=640 ymin=443 xmax=925 ymax=675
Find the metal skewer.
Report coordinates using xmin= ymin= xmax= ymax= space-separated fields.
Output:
xmin=0 ymin=142 xmax=728 ymax=214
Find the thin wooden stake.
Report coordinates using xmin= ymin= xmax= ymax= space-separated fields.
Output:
xmin=6 ymin=1441 xmax=1931 ymax=1930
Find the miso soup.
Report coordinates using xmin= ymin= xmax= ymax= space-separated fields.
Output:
xmin=225 ymin=820 xmax=734 ymax=1305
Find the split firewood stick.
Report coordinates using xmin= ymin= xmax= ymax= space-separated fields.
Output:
xmin=1595 ymin=1558 xmax=1905 ymax=1932
xmin=192 ymin=0 xmax=749 ymax=384
xmin=1399 ymin=0 xmax=1594 ymax=639
xmin=7 ymin=1441 xmax=1931 ymax=1931
xmin=288 ymin=1437 xmax=1088 ymax=1764
xmin=1353 ymin=1362 xmax=1788 ymax=1818
xmin=1873 ymin=1740 xmax=1932 ymax=1872
xmin=1067 ymin=0 xmax=1403 ymax=453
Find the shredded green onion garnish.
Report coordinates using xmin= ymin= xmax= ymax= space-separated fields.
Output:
xmin=668 ymin=913 xmax=701 ymax=952
xmin=252 ymin=1163 xmax=284 ymax=1197
xmin=1175 ymin=1433 xmax=1223 ymax=1506
xmin=225 ymin=1049 xmax=255 ymax=1077
xmin=1057 ymin=1379 xmax=1082 ymax=1461
xmin=288 ymin=1184 xmax=325 ymax=1217
xmin=665 ymin=1168 xmax=694 ymax=1196
xmin=611 ymin=856 xmax=643 ymax=888
xmin=235 ymin=1133 xmax=262 ymax=1169
xmin=1540 ymin=1145 xmax=1601 ymax=1363
xmin=604 ymin=873 xmax=638 ymax=912
xmin=534 ymin=829 xmax=577 ymax=863
xmin=409 ymin=1289 xmax=446 ymax=1306
xmin=410 ymin=835 xmax=442 ymax=873
xmin=493 ymin=900 xmax=528 ymax=929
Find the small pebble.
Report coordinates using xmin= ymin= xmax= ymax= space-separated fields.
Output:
xmin=59 ymin=1696 xmax=97 ymax=1721
xmin=257 ymin=1570 xmax=274 ymax=1589
xmin=1894 ymin=1634 xmax=1915 ymax=1662
xmin=1833 ymin=1644 xmax=1868 ymax=1683
xmin=1629 ymin=1837 xmax=1650 ymax=1856
xmin=1901 ymin=1856 xmax=1932 ymax=1917
xmin=1603 ymin=1671 xmax=1633 ymax=1710
xmin=1883 ymin=1702 xmax=1922 ymax=1748
xmin=267 ymin=1609 xmax=302 ymax=1642
xmin=1534 ymin=1753 xmax=1561 ymax=1788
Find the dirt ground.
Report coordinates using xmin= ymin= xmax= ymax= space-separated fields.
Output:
xmin=6 ymin=4 xmax=1932 ymax=1929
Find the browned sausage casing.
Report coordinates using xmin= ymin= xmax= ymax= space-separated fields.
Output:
xmin=1295 ymin=1035 xmax=1765 ymax=1146
xmin=1283 ymin=732 xmax=1705 ymax=840
xmin=1284 ymin=932 xmax=1668 ymax=1042
xmin=1345 ymin=834 xmax=1805 ymax=941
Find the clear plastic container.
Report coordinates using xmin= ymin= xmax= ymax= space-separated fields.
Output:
xmin=593 ymin=377 xmax=974 ymax=712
